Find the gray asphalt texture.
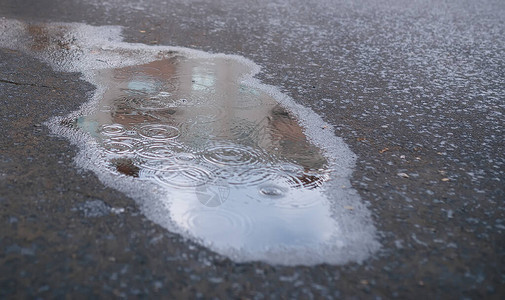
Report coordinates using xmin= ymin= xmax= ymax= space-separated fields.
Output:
xmin=1 ymin=0 xmax=504 ymax=298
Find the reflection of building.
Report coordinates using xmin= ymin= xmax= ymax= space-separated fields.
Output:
xmin=88 ymin=57 xmax=328 ymax=187
xmin=96 ymin=58 xmax=178 ymax=127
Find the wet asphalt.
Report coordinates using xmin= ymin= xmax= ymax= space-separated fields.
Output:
xmin=0 ymin=0 xmax=504 ymax=298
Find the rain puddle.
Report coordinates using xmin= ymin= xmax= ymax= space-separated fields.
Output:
xmin=0 ymin=18 xmax=379 ymax=265
xmin=76 ymin=56 xmax=333 ymax=253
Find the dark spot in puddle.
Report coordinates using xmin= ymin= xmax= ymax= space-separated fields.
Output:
xmin=271 ymin=105 xmax=292 ymax=118
xmin=111 ymin=158 xmax=140 ymax=177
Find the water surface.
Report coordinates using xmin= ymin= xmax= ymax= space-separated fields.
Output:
xmin=77 ymin=56 xmax=337 ymax=254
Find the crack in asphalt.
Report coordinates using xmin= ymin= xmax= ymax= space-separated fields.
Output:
xmin=0 ymin=78 xmax=56 ymax=89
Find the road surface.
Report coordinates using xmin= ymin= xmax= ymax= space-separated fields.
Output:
xmin=0 ymin=0 xmax=504 ymax=298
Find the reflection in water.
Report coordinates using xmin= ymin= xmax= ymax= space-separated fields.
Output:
xmin=77 ymin=56 xmax=337 ymax=254
xmin=26 ymin=24 xmax=72 ymax=52
xmin=0 ymin=17 xmax=378 ymax=265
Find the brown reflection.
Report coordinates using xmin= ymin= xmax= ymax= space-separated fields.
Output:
xmin=267 ymin=105 xmax=326 ymax=169
xmin=26 ymin=24 xmax=70 ymax=52
xmin=270 ymin=105 xmax=328 ymax=188
xmin=85 ymin=57 xmax=328 ymax=187
xmin=111 ymin=158 xmax=140 ymax=178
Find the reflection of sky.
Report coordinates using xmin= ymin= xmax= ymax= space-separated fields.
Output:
xmin=77 ymin=117 xmax=99 ymax=138
xmin=127 ymin=76 xmax=159 ymax=94
xmin=239 ymin=84 xmax=260 ymax=96
xmin=191 ymin=67 xmax=215 ymax=91
xmin=169 ymin=179 xmax=336 ymax=252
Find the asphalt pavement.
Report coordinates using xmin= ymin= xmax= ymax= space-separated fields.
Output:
xmin=0 ymin=0 xmax=504 ymax=298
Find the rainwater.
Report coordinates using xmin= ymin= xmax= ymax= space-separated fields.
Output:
xmin=76 ymin=56 xmax=337 ymax=254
